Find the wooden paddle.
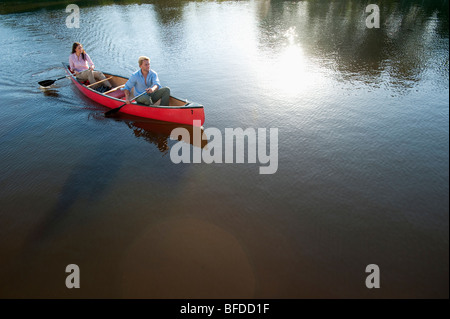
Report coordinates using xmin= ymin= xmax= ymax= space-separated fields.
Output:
xmin=104 ymin=91 xmax=148 ymax=117
xmin=38 ymin=76 xmax=69 ymax=87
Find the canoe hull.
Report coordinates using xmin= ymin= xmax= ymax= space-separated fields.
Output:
xmin=63 ymin=63 xmax=205 ymax=126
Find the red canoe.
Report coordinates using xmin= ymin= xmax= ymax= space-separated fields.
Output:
xmin=62 ymin=63 xmax=205 ymax=126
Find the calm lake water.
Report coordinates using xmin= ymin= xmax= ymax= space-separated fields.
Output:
xmin=0 ymin=0 xmax=448 ymax=298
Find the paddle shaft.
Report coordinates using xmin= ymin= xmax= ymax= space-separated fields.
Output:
xmin=54 ymin=75 xmax=68 ymax=81
xmin=38 ymin=75 xmax=69 ymax=87
xmin=104 ymin=91 xmax=148 ymax=117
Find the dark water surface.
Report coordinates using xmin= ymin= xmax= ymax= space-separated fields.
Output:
xmin=0 ymin=0 xmax=448 ymax=298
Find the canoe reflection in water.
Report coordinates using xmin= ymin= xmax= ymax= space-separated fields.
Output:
xmin=89 ymin=113 xmax=208 ymax=155
xmin=126 ymin=120 xmax=208 ymax=155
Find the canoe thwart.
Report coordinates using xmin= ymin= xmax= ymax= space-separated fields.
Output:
xmin=104 ymin=84 xmax=125 ymax=95
xmin=87 ymin=76 xmax=113 ymax=88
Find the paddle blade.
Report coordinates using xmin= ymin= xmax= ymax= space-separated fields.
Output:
xmin=38 ymin=79 xmax=55 ymax=87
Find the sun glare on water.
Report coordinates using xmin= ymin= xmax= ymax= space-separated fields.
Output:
xmin=258 ymin=27 xmax=318 ymax=98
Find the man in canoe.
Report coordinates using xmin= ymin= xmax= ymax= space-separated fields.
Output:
xmin=123 ymin=56 xmax=171 ymax=106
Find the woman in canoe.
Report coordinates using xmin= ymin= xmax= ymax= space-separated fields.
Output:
xmin=69 ymin=42 xmax=111 ymax=89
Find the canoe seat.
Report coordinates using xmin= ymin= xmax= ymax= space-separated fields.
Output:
xmin=107 ymin=89 xmax=125 ymax=99
xmin=76 ymin=78 xmax=90 ymax=85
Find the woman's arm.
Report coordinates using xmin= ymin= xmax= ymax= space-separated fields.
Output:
xmin=85 ymin=53 xmax=95 ymax=70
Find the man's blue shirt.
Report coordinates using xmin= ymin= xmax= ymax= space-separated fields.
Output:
xmin=123 ymin=69 xmax=161 ymax=96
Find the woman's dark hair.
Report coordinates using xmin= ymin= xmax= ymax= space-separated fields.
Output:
xmin=71 ymin=42 xmax=86 ymax=60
